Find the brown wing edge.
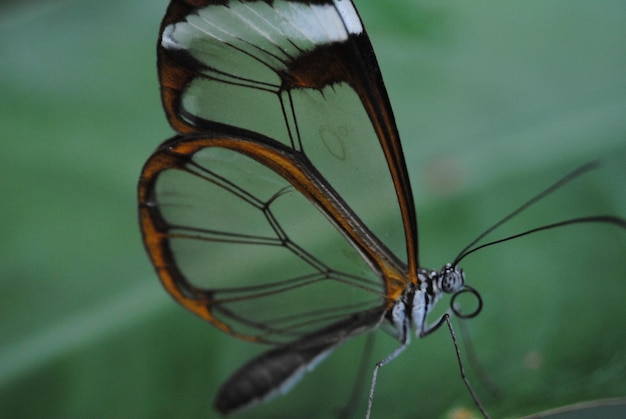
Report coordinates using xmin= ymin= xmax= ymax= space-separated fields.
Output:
xmin=138 ymin=133 xmax=407 ymax=341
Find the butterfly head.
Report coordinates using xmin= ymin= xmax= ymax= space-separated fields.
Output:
xmin=435 ymin=263 xmax=483 ymax=320
xmin=437 ymin=263 xmax=465 ymax=294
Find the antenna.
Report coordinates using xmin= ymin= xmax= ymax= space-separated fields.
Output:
xmin=453 ymin=162 xmax=625 ymax=265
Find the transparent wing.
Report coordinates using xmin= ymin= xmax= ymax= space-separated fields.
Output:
xmin=139 ymin=134 xmax=391 ymax=342
xmin=140 ymin=0 xmax=419 ymax=342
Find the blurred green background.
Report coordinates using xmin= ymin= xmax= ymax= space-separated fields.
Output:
xmin=1 ymin=0 xmax=625 ymax=418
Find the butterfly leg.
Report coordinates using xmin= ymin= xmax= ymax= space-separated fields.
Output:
xmin=365 ymin=322 xmax=410 ymax=419
xmin=335 ymin=333 xmax=377 ymax=419
xmin=442 ymin=313 xmax=490 ymax=419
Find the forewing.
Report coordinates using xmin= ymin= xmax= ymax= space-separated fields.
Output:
xmin=158 ymin=0 xmax=419 ymax=279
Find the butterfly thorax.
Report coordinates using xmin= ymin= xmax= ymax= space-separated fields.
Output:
xmin=385 ymin=264 xmax=466 ymax=341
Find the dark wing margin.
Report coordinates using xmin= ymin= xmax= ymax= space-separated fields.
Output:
xmin=138 ymin=133 xmax=403 ymax=342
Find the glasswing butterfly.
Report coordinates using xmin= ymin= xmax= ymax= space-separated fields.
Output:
xmin=138 ymin=0 xmax=626 ymax=416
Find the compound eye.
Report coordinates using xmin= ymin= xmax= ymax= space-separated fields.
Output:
xmin=439 ymin=264 xmax=465 ymax=293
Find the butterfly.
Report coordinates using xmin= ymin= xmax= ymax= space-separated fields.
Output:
xmin=138 ymin=0 xmax=625 ymax=417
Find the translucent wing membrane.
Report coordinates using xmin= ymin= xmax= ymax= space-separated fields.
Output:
xmin=140 ymin=135 xmax=394 ymax=342
xmin=141 ymin=0 xmax=419 ymax=342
